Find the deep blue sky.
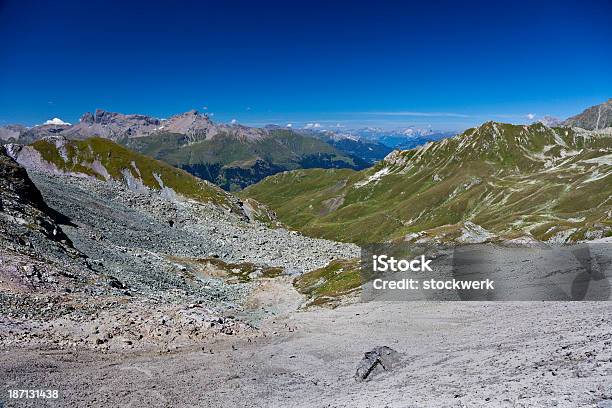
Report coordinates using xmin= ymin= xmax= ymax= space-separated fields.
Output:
xmin=1 ymin=0 xmax=611 ymax=130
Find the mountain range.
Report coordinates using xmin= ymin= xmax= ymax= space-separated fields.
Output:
xmin=2 ymin=98 xmax=611 ymax=195
xmin=243 ymin=121 xmax=612 ymax=244
xmin=1 ymin=99 xmax=611 ymax=379
xmin=346 ymin=126 xmax=456 ymax=150
xmin=1 ymin=109 xmax=394 ymax=190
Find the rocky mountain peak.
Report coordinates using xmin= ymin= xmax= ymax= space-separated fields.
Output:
xmin=80 ymin=111 xmax=95 ymax=123
xmin=563 ymin=98 xmax=612 ymax=130
xmin=94 ymin=109 xmax=114 ymax=123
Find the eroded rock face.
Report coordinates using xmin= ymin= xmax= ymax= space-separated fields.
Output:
xmin=0 ymin=145 xmax=80 ymax=247
xmin=0 ymin=146 xmax=47 ymax=209
xmin=0 ymin=146 xmax=86 ymax=295
xmin=355 ymin=346 xmax=400 ymax=381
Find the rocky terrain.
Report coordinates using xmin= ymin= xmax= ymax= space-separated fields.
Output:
xmin=2 ymin=299 xmax=612 ymax=407
xmin=564 ymin=98 xmax=612 ymax=130
xmin=1 ymin=107 xmax=612 ymax=407
xmin=0 ymin=148 xmax=358 ymax=358
xmin=0 ymin=146 xmax=95 ymax=299
xmin=4 ymin=135 xmax=251 ymax=216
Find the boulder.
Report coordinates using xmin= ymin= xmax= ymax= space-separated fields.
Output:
xmin=355 ymin=346 xmax=400 ymax=381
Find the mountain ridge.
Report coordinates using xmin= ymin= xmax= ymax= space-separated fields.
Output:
xmin=243 ymin=121 xmax=612 ymax=244
xmin=563 ymin=98 xmax=612 ymax=130
xmin=4 ymin=135 xmax=276 ymax=221
xmin=1 ymin=109 xmax=382 ymax=190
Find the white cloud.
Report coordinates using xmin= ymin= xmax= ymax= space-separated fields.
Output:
xmin=286 ymin=123 xmax=292 ymax=128
xmin=231 ymin=119 xmax=237 ymax=124
xmin=43 ymin=117 xmax=71 ymax=126
xmin=526 ymin=113 xmax=536 ymax=120
xmin=304 ymin=123 xmax=322 ymax=129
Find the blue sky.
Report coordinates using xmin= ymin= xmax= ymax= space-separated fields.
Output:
xmin=0 ymin=0 xmax=611 ymax=130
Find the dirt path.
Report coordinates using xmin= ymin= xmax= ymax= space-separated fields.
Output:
xmin=2 ymin=300 xmax=612 ymax=407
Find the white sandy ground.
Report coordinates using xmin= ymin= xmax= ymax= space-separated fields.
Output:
xmin=2 ymin=289 xmax=612 ymax=407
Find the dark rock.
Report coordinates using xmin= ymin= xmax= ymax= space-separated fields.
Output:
xmin=80 ymin=112 xmax=94 ymax=124
xmin=355 ymin=346 xmax=400 ymax=382
xmin=107 ymin=276 xmax=126 ymax=289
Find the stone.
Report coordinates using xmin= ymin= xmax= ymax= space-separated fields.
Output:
xmin=355 ymin=346 xmax=400 ymax=382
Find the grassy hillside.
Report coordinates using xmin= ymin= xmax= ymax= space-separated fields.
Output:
xmin=293 ymin=259 xmax=361 ymax=308
xmin=123 ymin=129 xmax=366 ymax=191
xmin=30 ymin=137 xmax=242 ymax=210
xmin=243 ymin=122 xmax=612 ymax=244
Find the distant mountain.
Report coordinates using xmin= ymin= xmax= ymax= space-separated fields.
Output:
xmin=563 ymin=98 xmax=612 ymax=130
xmin=0 ymin=109 xmax=372 ymax=190
xmin=124 ymin=128 xmax=366 ymax=191
xmin=6 ymin=109 xmax=268 ymax=144
xmin=295 ymin=129 xmax=393 ymax=165
xmin=537 ymin=115 xmax=562 ymax=127
xmin=350 ymin=127 xmax=456 ymax=150
xmin=244 ymin=122 xmax=612 ymax=244
xmin=2 ymin=110 xmax=375 ymax=190
xmin=0 ymin=124 xmax=27 ymax=141
xmin=14 ymin=123 xmax=71 ymax=144
xmin=65 ymin=109 xmax=268 ymax=143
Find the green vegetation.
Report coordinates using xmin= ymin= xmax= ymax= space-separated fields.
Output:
xmin=293 ymin=259 xmax=362 ymax=308
xmin=244 ymin=123 xmax=612 ymax=244
xmin=31 ymin=137 xmax=236 ymax=208
xmin=169 ymin=256 xmax=284 ymax=284
xmin=123 ymin=129 xmax=364 ymax=191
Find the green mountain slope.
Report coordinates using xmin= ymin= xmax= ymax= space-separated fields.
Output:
xmin=123 ymin=129 xmax=366 ymax=191
xmin=9 ymin=136 xmax=252 ymax=215
xmin=243 ymin=122 xmax=612 ymax=244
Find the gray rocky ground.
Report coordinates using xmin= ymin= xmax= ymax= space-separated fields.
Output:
xmin=2 ymin=300 xmax=612 ymax=407
xmin=1 ymin=167 xmax=612 ymax=407
xmin=1 ymin=169 xmax=358 ymax=353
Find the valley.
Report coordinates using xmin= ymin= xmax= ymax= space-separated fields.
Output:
xmin=1 ymin=101 xmax=612 ymax=408
xmin=3 ymin=1 xmax=612 ymax=406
